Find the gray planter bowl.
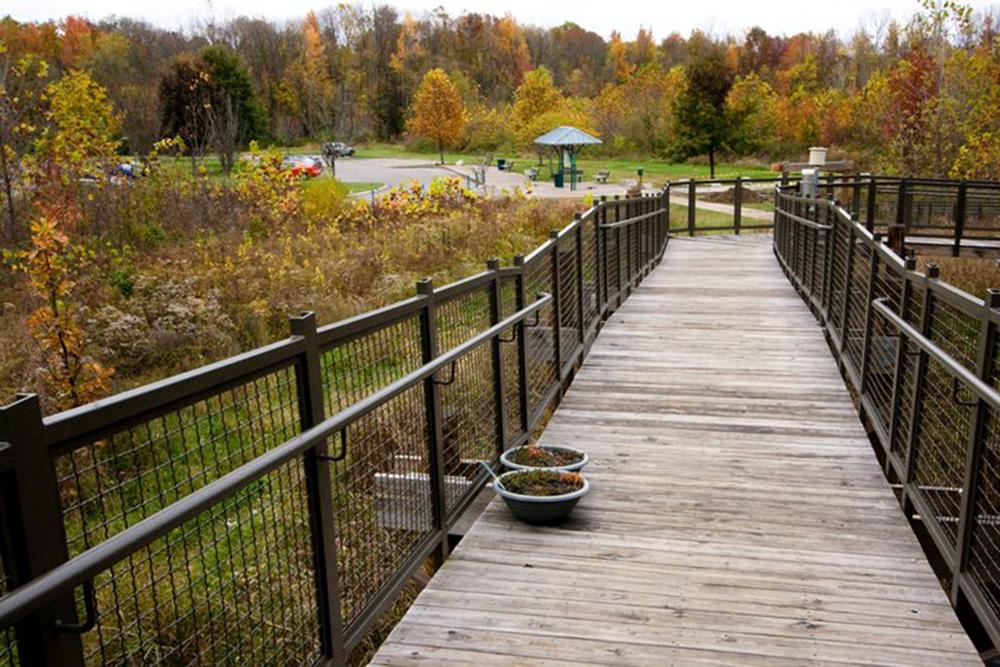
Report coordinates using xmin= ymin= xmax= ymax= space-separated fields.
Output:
xmin=494 ymin=471 xmax=590 ymax=525
xmin=500 ymin=445 xmax=589 ymax=472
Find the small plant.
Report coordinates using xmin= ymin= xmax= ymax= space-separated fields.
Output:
xmin=502 ymin=470 xmax=584 ymax=496
xmin=505 ymin=445 xmax=584 ymax=469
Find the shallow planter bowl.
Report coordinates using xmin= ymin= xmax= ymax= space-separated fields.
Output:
xmin=500 ymin=445 xmax=589 ymax=472
xmin=494 ymin=471 xmax=590 ymax=525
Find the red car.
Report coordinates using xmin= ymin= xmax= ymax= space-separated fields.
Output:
xmin=282 ymin=155 xmax=324 ymax=178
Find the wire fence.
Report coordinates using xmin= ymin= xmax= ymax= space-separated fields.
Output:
xmin=0 ymin=191 xmax=669 ymax=666
xmin=774 ymin=182 xmax=1000 ymax=650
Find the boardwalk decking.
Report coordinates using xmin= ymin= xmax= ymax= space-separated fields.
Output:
xmin=370 ymin=235 xmax=981 ymax=666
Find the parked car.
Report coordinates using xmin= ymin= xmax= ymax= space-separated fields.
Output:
xmin=327 ymin=142 xmax=354 ymax=157
xmin=282 ymin=155 xmax=324 ymax=178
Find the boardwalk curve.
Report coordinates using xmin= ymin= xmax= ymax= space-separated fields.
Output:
xmin=371 ymin=234 xmax=980 ymax=666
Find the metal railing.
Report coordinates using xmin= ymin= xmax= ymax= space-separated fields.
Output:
xmin=774 ymin=184 xmax=1000 ymax=649
xmin=0 ymin=192 xmax=670 ymax=665
xmin=675 ymin=173 xmax=1000 ymax=255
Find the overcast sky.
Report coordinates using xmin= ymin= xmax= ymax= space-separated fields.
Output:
xmin=6 ymin=0 xmax=1000 ymax=39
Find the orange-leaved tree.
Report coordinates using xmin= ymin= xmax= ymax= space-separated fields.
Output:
xmin=408 ymin=68 xmax=466 ymax=164
xmin=14 ymin=205 xmax=114 ymax=409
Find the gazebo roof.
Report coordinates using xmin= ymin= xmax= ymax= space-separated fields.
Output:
xmin=533 ymin=126 xmax=602 ymax=147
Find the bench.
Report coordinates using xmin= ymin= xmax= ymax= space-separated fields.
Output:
xmin=525 ymin=167 xmax=539 ymax=181
xmin=595 ymin=170 xmax=611 ymax=184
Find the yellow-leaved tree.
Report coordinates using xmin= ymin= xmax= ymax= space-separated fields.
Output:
xmin=408 ymin=68 xmax=466 ymax=164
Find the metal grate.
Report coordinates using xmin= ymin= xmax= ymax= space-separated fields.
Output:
xmin=82 ymin=457 xmax=320 ymax=665
xmin=56 ymin=366 xmax=302 ymax=559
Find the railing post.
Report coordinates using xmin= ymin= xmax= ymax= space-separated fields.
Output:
xmin=614 ymin=196 xmax=623 ymax=307
xmin=734 ymin=177 xmax=743 ymax=235
xmin=896 ymin=176 xmax=910 ymax=232
xmin=625 ymin=198 xmax=634 ymax=290
xmin=598 ymin=196 xmax=608 ymax=317
xmin=865 ymin=175 xmax=877 ymax=232
xmin=549 ymin=231 xmax=564 ymax=386
xmin=486 ymin=259 xmax=510 ymax=453
xmin=687 ymin=180 xmax=696 ymax=236
xmin=901 ymin=265 xmax=938 ymax=517
xmin=416 ymin=279 xmax=450 ymax=563
xmin=852 ymin=173 xmax=863 ymax=220
xmin=953 ymin=179 xmax=968 ymax=258
xmin=663 ymin=182 xmax=671 ymax=243
xmin=951 ymin=288 xmax=1000 ymax=604
xmin=574 ymin=214 xmax=586 ymax=346
xmin=512 ymin=255 xmax=531 ymax=433
xmin=858 ymin=235 xmax=882 ymax=396
xmin=288 ymin=313 xmax=347 ymax=665
xmin=0 ymin=394 xmax=85 ymax=667
xmin=821 ymin=208 xmax=834 ymax=319
xmin=884 ymin=258 xmax=917 ymax=476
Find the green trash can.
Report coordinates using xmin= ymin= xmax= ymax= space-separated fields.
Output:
xmin=553 ymin=171 xmax=564 ymax=188
xmin=497 ymin=158 xmax=507 ymax=170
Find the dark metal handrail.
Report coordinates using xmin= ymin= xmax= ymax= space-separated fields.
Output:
xmin=0 ymin=294 xmax=553 ymax=631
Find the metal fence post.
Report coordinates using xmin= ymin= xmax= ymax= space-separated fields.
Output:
xmin=288 ymin=313 xmax=347 ymax=665
xmin=664 ymin=182 xmax=671 ymax=241
xmin=597 ymin=197 xmax=608 ymax=317
xmin=896 ymin=177 xmax=910 ymax=232
xmin=852 ymin=173 xmax=863 ymax=219
xmin=687 ymin=180 xmax=696 ymax=236
xmin=416 ymin=279 xmax=450 ymax=563
xmin=951 ymin=288 xmax=1000 ymax=604
xmin=0 ymin=395 xmax=85 ymax=667
xmin=953 ymin=180 xmax=968 ymax=258
xmin=866 ymin=175 xmax=877 ymax=232
xmin=549 ymin=231 xmax=564 ymax=386
xmin=512 ymin=256 xmax=531 ymax=434
xmin=574 ymin=214 xmax=586 ymax=346
xmin=486 ymin=259 xmax=509 ymax=453
xmin=734 ymin=177 xmax=743 ymax=235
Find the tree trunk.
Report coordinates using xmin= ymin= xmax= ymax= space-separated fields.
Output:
xmin=0 ymin=153 xmax=17 ymax=241
xmin=709 ymin=144 xmax=716 ymax=179
xmin=438 ymin=139 xmax=444 ymax=165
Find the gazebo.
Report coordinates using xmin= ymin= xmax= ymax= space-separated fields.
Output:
xmin=533 ymin=126 xmax=602 ymax=191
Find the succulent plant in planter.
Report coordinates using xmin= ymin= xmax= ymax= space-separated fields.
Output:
xmin=494 ymin=469 xmax=590 ymax=524
xmin=500 ymin=445 xmax=588 ymax=472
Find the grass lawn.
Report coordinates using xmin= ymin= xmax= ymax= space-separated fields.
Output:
xmin=343 ymin=181 xmax=383 ymax=193
xmin=351 ymin=142 xmax=776 ymax=185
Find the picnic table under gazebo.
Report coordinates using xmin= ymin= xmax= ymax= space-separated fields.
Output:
xmin=533 ymin=126 xmax=602 ymax=191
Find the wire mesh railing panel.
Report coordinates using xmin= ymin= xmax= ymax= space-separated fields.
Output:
xmin=910 ymin=355 xmax=970 ymax=549
xmin=605 ymin=229 xmax=621 ymax=302
xmin=581 ymin=220 xmax=599 ymax=331
xmin=436 ymin=286 xmax=493 ymax=355
xmin=500 ymin=276 xmax=523 ymax=444
xmin=523 ymin=255 xmax=558 ymax=419
xmin=438 ymin=343 xmax=497 ymax=515
xmin=321 ymin=316 xmax=424 ymax=415
xmin=827 ymin=219 xmax=850 ymax=336
xmin=844 ymin=240 xmax=872 ymax=374
xmin=54 ymin=365 xmax=302 ymax=559
xmin=968 ymin=405 xmax=1000 ymax=625
xmin=556 ymin=234 xmax=580 ymax=364
xmin=327 ymin=382 xmax=432 ymax=628
xmin=965 ymin=188 xmax=1000 ymax=234
xmin=928 ymin=297 xmax=981 ymax=375
xmin=0 ymin=509 xmax=17 ymax=667
xmin=80 ymin=457 xmax=320 ymax=666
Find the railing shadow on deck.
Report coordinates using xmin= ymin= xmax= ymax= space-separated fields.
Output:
xmin=773 ymin=183 xmax=1000 ymax=654
xmin=0 ymin=191 xmax=671 ymax=665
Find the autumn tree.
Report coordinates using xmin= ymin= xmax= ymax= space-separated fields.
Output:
xmin=670 ymin=45 xmax=735 ymax=177
xmin=0 ymin=44 xmax=51 ymax=240
xmin=408 ymin=68 xmax=466 ymax=164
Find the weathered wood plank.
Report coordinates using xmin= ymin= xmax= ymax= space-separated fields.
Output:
xmin=370 ymin=234 xmax=981 ymax=666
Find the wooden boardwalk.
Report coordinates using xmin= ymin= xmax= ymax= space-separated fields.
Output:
xmin=371 ymin=235 xmax=981 ymax=666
